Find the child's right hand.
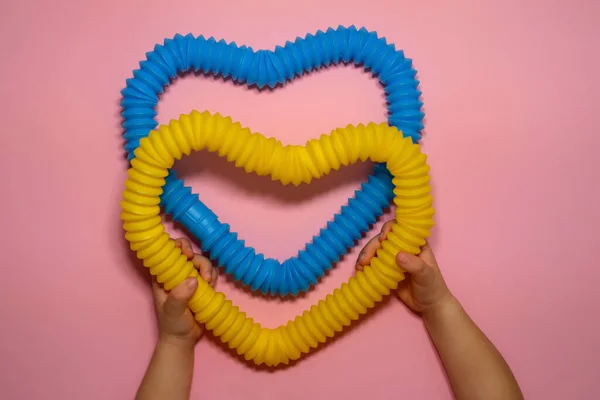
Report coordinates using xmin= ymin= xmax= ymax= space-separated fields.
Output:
xmin=355 ymin=221 xmax=453 ymax=315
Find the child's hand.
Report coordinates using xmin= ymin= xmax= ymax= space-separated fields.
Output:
xmin=355 ymin=221 xmax=452 ymax=315
xmin=151 ymin=238 xmax=218 ymax=347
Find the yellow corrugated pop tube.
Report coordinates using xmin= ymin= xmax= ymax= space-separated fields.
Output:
xmin=121 ymin=110 xmax=434 ymax=366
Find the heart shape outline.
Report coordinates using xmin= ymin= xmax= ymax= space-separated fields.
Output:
xmin=120 ymin=26 xmax=424 ymax=296
xmin=121 ymin=111 xmax=434 ymax=366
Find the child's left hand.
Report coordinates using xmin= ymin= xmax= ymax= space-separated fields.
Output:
xmin=151 ymin=238 xmax=218 ymax=347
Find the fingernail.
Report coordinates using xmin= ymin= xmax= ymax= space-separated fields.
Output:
xmin=397 ymin=253 xmax=408 ymax=264
xmin=186 ymin=277 xmax=197 ymax=289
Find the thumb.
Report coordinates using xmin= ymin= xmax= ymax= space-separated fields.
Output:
xmin=396 ymin=252 xmax=435 ymax=286
xmin=163 ymin=277 xmax=198 ymax=317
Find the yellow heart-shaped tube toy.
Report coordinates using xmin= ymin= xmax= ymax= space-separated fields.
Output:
xmin=121 ymin=110 xmax=434 ymax=366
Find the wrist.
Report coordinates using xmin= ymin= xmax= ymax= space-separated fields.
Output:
xmin=421 ymin=293 xmax=461 ymax=324
xmin=157 ymin=333 xmax=197 ymax=352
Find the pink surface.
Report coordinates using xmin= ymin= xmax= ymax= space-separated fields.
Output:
xmin=1 ymin=0 xmax=599 ymax=398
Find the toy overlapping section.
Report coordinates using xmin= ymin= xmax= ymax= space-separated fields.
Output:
xmin=120 ymin=26 xmax=425 ymax=296
xmin=120 ymin=111 xmax=434 ymax=366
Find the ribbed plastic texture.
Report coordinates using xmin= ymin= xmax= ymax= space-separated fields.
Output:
xmin=120 ymin=111 xmax=434 ymax=366
xmin=120 ymin=26 xmax=424 ymax=296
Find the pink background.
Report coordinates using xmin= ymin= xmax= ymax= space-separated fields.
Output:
xmin=1 ymin=0 xmax=599 ymax=398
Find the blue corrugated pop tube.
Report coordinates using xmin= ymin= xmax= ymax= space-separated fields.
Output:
xmin=120 ymin=25 xmax=424 ymax=296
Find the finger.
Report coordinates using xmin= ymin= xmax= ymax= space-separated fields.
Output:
xmin=378 ymin=220 xmax=395 ymax=242
xmin=162 ymin=277 xmax=198 ymax=317
xmin=418 ymin=242 xmax=438 ymax=267
xmin=356 ymin=234 xmax=381 ymax=267
xmin=396 ymin=252 xmax=435 ymax=286
xmin=174 ymin=238 xmax=196 ymax=259
xmin=192 ymin=254 xmax=213 ymax=282
xmin=151 ymin=279 xmax=168 ymax=307
xmin=395 ymin=279 xmax=412 ymax=304
xmin=210 ymin=268 xmax=218 ymax=287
